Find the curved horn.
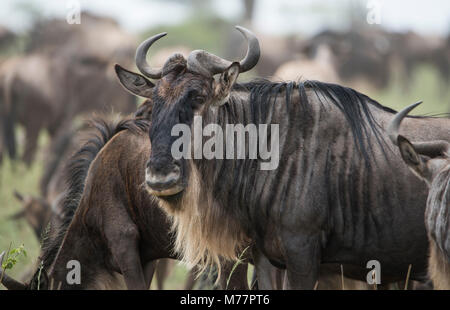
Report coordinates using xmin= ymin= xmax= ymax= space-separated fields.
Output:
xmin=387 ymin=101 xmax=422 ymax=145
xmin=0 ymin=251 xmax=27 ymax=290
xmin=235 ymin=26 xmax=261 ymax=72
xmin=388 ymin=101 xmax=450 ymax=157
xmin=187 ymin=26 xmax=260 ymax=76
xmin=135 ymin=32 xmax=167 ymax=79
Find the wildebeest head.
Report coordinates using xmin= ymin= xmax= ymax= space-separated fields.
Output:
xmin=9 ymin=191 xmax=51 ymax=239
xmin=388 ymin=101 xmax=450 ymax=186
xmin=115 ymin=26 xmax=260 ymax=198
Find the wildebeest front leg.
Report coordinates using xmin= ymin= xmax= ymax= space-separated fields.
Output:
xmin=105 ymin=215 xmax=147 ymax=290
xmin=23 ymin=120 xmax=43 ymax=165
xmin=283 ymin=233 xmax=321 ymax=290
xmin=252 ymin=248 xmax=283 ymax=289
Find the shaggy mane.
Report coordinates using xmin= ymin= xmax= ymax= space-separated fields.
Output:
xmin=39 ymin=117 xmax=149 ymax=270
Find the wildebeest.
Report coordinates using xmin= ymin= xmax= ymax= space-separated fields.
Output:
xmin=0 ymin=13 xmax=137 ymax=164
xmin=388 ymin=102 xmax=450 ymax=290
xmin=273 ymin=44 xmax=340 ymax=84
xmin=115 ymin=26 xmax=449 ymax=289
xmin=8 ymin=121 xmax=98 ymax=241
xmin=0 ymin=116 xmax=248 ymax=290
xmin=26 ymin=12 xmax=136 ymax=59
xmin=7 ymin=113 xmax=193 ymax=290
xmin=0 ymin=26 xmax=15 ymax=51
xmin=296 ymin=29 xmax=392 ymax=90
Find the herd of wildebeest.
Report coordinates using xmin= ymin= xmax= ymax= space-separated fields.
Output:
xmin=0 ymin=12 xmax=449 ymax=290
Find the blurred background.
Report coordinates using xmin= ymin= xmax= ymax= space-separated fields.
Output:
xmin=0 ymin=0 xmax=449 ymax=289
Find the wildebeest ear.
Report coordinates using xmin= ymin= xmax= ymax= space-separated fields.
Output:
xmin=398 ymin=135 xmax=428 ymax=180
xmin=114 ymin=64 xmax=155 ymax=98
xmin=213 ymin=62 xmax=240 ymax=106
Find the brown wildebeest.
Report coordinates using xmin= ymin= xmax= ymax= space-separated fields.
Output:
xmin=26 ymin=12 xmax=136 ymax=59
xmin=0 ymin=53 xmax=136 ymax=164
xmin=388 ymin=102 xmax=450 ymax=290
xmin=114 ymin=26 xmax=450 ymax=289
xmin=0 ymin=26 xmax=15 ymax=51
xmin=8 ymin=121 xmax=94 ymax=241
xmin=273 ymin=44 xmax=340 ymax=84
xmin=297 ymin=29 xmax=392 ymax=90
xmin=0 ymin=13 xmax=137 ymax=164
xmin=7 ymin=105 xmax=192 ymax=289
xmin=0 ymin=116 xmax=248 ymax=290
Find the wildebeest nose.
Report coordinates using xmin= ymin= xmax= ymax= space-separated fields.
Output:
xmin=145 ymin=161 xmax=181 ymax=191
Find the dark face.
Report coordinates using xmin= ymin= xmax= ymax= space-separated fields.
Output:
xmin=115 ymin=26 xmax=258 ymax=197
xmin=115 ymin=60 xmax=240 ymax=197
xmin=146 ymin=70 xmax=213 ymax=196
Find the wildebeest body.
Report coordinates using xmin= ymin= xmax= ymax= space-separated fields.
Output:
xmin=114 ymin=28 xmax=450 ymax=289
xmin=144 ymin=76 xmax=450 ymax=288
xmin=190 ymin=83 xmax=449 ymax=285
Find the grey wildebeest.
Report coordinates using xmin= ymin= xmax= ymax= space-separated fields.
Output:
xmin=0 ymin=13 xmax=137 ymax=164
xmin=114 ymin=26 xmax=450 ymax=289
xmin=388 ymin=102 xmax=450 ymax=290
xmin=0 ymin=116 xmax=248 ymax=290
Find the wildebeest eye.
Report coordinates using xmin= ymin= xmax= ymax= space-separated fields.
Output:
xmin=195 ymin=96 xmax=206 ymax=104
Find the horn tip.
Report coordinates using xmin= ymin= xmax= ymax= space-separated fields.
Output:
xmin=235 ymin=25 xmax=251 ymax=34
xmin=405 ymin=101 xmax=423 ymax=113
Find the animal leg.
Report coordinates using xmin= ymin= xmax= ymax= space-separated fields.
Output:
xmin=282 ymin=233 xmax=321 ymax=290
xmin=252 ymin=248 xmax=282 ymax=289
xmin=106 ymin=224 xmax=147 ymax=290
xmin=23 ymin=121 xmax=42 ymax=165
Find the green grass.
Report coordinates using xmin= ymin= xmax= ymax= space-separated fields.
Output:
xmin=0 ymin=157 xmax=42 ymax=283
xmin=0 ymin=65 xmax=448 ymax=290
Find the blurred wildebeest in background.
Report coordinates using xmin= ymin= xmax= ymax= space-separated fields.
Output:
xmin=8 ymin=122 xmax=90 ymax=241
xmin=429 ymin=34 xmax=450 ymax=95
xmin=26 ymin=12 xmax=136 ymax=59
xmin=0 ymin=12 xmax=137 ymax=164
xmin=275 ymin=27 xmax=450 ymax=96
xmin=273 ymin=44 xmax=340 ymax=83
xmin=288 ymin=29 xmax=392 ymax=90
xmin=388 ymin=31 xmax=445 ymax=91
xmin=130 ymin=26 xmax=449 ymax=289
xmin=388 ymin=102 xmax=450 ymax=290
xmin=0 ymin=26 xmax=15 ymax=51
